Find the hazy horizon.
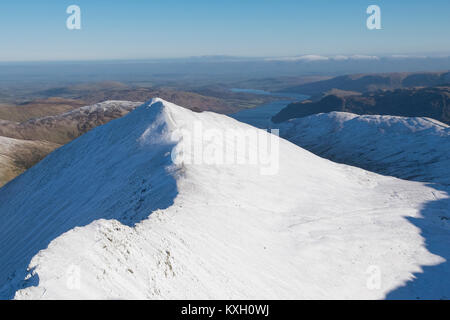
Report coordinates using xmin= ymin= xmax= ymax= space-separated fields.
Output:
xmin=1 ymin=0 xmax=449 ymax=62
xmin=2 ymin=52 xmax=450 ymax=64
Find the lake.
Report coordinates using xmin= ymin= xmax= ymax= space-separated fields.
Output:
xmin=230 ymin=89 xmax=309 ymax=129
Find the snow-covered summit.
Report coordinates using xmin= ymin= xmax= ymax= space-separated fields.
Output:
xmin=0 ymin=99 xmax=448 ymax=299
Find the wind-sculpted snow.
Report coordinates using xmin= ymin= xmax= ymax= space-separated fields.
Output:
xmin=278 ymin=112 xmax=450 ymax=185
xmin=0 ymin=99 xmax=448 ymax=299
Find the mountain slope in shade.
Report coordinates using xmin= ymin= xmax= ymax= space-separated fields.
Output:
xmin=0 ymin=136 xmax=59 ymax=187
xmin=0 ymin=99 xmax=448 ymax=299
xmin=278 ymin=112 xmax=450 ymax=186
xmin=272 ymin=86 xmax=450 ymax=125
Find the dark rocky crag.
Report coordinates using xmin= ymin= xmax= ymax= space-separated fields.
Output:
xmin=272 ymin=86 xmax=450 ymax=124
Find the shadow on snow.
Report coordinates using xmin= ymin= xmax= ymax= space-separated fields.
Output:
xmin=0 ymin=103 xmax=179 ymax=299
xmin=386 ymin=183 xmax=450 ymax=299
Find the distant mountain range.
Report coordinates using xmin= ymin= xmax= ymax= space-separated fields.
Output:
xmin=2 ymin=56 xmax=449 ymax=86
xmin=272 ymin=86 xmax=450 ymax=125
xmin=0 ymin=84 xmax=245 ymax=123
xmin=34 ymin=82 xmax=240 ymax=114
xmin=280 ymin=71 xmax=450 ymax=96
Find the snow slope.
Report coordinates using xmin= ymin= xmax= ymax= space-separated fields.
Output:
xmin=278 ymin=112 xmax=450 ymax=185
xmin=0 ymin=99 xmax=448 ymax=299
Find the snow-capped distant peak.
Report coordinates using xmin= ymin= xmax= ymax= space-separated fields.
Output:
xmin=265 ymin=55 xmax=329 ymax=62
xmin=31 ymin=100 xmax=143 ymax=122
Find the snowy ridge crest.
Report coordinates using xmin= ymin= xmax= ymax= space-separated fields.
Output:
xmin=0 ymin=98 xmax=448 ymax=299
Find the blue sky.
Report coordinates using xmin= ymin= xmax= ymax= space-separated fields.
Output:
xmin=0 ymin=0 xmax=449 ymax=61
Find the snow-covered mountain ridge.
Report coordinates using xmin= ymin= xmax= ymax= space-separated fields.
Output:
xmin=278 ymin=112 xmax=450 ymax=185
xmin=0 ymin=99 xmax=448 ymax=299
xmin=0 ymin=100 xmax=142 ymax=144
